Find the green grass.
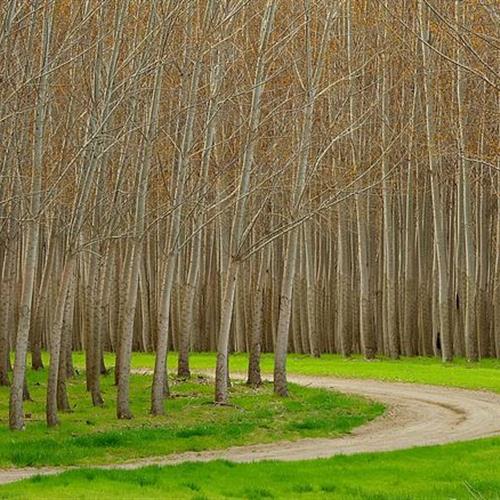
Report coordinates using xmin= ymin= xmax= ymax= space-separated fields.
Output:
xmin=0 ymin=366 xmax=382 ymax=467
xmin=1 ymin=437 xmax=499 ymax=499
xmin=70 ymin=351 xmax=500 ymax=393
xmin=0 ymin=354 xmax=500 ymax=500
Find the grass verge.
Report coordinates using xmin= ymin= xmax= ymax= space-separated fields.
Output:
xmin=0 ymin=437 xmax=498 ymax=499
xmin=0 ymin=368 xmax=382 ymax=467
xmin=69 ymin=351 xmax=499 ymax=393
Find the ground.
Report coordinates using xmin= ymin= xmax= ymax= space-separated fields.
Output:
xmin=0 ymin=367 xmax=381 ymax=467
xmin=83 ymin=351 xmax=500 ymax=393
xmin=1 ymin=438 xmax=499 ymax=499
xmin=0 ymin=353 xmax=498 ymax=499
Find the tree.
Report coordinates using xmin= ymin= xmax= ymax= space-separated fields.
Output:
xmin=9 ymin=0 xmax=55 ymax=430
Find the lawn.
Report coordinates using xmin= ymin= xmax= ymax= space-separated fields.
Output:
xmin=71 ymin=351 xmax=500 ymax=393
xmin=1 ymin=437 xmax=498 ymax=499
xmin=0 ymin=366 xmax=382 ymax=467
xmin=1 ymin=353 xmax=498 ymax=499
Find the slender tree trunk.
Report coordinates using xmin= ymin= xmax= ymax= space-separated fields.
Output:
xmin=0 ymin=246 xmax=14 ymax=386
xmin=402 ymin=89 xmax=418 ymax=356
xmin=118 ymin=2 xmax=166 ymax=418
xmin=178 ymin=47 xmax=222 ymax=378
xmin=455 ymin=0 xmax=478 ymax=362
xmin=46 ymin=256 xmax=76 ymax=426
xmin=247 ymin=249 xmax=268 ymax=386
xmin=419 ymin=0 xmax=452 ymax=362
xmin=215 ymin=0 xmax=276 ymax=403
xmin=493 ymin=173 xmax=500 ymax=358
xmin=337 ymin=216 xmax=352 ymax=357
xmin=274 ymin=1 xmax=334 ymax=395
xmin=304 ymin=224 xmax=320 ymax=357
xmin=88 ymin=255 xmax=104 ymax=406
xmin=118 ymin=78 xmax=162 ymax=417
xmin=57 ymin=275 xmax=76 ymax=412
xmin=380 ymin=11 xmax=399 ymax=359
xmin=151 ymin=5 xmax=204 ymax=414
xmin=9 ymin=1 xmax=54 ymax=430
xmin=356 ymin=195 xmax=376 ymax=359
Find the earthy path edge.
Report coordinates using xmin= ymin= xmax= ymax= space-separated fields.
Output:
xmin=1 ymin=373 xmax=500 ymax=485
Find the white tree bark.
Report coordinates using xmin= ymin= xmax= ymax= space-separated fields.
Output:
xmin=9 ymin=0 xmax=55 ymax=430
xmin=215 ymin=0 xmax=277 ymax=403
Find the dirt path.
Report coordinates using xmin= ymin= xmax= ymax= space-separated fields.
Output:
xmin=1 ymin=374 xmax=500 ymax=485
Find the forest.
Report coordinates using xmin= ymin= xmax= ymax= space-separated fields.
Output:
xmin=0 ymin=1 xmax=499 ymax=497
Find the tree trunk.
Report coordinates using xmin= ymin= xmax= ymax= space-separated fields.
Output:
xmin=215 ymin=0 xmax=276 ymax=404
xmin=46 ymin=257 xmax=76 ymax=426
xmin=274 ymin=0 xmax=334 ymax=395
xmin=9 ymin=1 xmax=54 ymax=430
xmin=380 ymin=16 xmax=399 ymax=359
xmin=419 ymin=0 xmax=452 ymax=362
xmin=337 ymin=216 xmax=352 ymax=357
xmin=247 ymin=250 xmax=268 ymax=387
xmin=118 ymin=5 xmax=166 ymax=418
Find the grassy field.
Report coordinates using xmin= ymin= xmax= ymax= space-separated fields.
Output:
xmin=0 ymin=366 xmax=382 ymax=467
xmin=1 ymin=353 xmax=498 ymax=499
xmin=0 ymin=437 xmax=498 ymax=499
xmin=71 ymin=351 xmax=500 ymax=393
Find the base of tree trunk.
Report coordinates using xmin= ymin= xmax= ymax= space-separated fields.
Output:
xmin=246 ymin=377 xmax=262 ymax=388
xmin=214 ymin=384 xmax=228 ymax=404
xmin=100 ymin=357 xmax=107 ymax=375
xmin=57 ymin=398 xmax=71 ymax=412
xmin=274 ymin=385 xmax=288 ymax=397
xmin=92 ymin=391 xmax=104 ymax=407
xmin=0 ymin=373 xmax=10 ymax=386
xmin=177 ymin=367 xmax=191 ymax=379
xmin=23 ymin=380 xmax=32 ymax=401
xmin=273 ymin=371 xmax=289 ymax=397
xmin=117 ymin=408 xmax=133 ymax=419
xmin=47 ymin=416 xmax=60 ymax=427
xmin=31 ymin=349 xmax=44 ymax=371
xmin=150 ymin=403 xmax=165 ymax=416
xmin=246 ymin=366 xmax=262 ymax=387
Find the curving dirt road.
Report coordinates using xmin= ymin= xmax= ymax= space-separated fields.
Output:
xmin=1 ymin=374 xmax=499 ymax=485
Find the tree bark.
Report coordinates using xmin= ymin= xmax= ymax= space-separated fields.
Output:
xmin=9 ymin=1 xmax=54 ymax=430
xmin=419 ymin=0 xmax=452 ymax=362
xmin=215 ymin=0 xmax=276 ymax=404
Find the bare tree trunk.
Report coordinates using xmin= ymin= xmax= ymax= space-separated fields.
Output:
xmin=88 ymin=254 xmax=104 ymax=406
xmin=455 ymin=0 xmax=478 ymax=362
xmin=31 ymin=230 xmax=56 ymax=371
xmin=118 ymin=35 xmax=164 ymax=419
xmin=476 ymin=177 xmax=490 ymax=357
xmin=380 ymin=8 xmax=399 ymax=359
xmin=494 ymin=172 xmax=500 ymax=358
xmin=402 ymin=88 xmax=418 ymax=356
xmin=9 ymin=1 xmax=54 ymax=430
xmin=274 ymin=1 xmax=334 ymax=396
xmin=337 ymin=216 xmax=352 ymax=357
xmin=57 ymin=275 xmax=76 ymax=412
xmin=151 ymin=3 xmax=203 ymax=415
xmin=247 ymin=248 xmax=268 ymax=386
xmin=419 ymin=0 xmax=452 ymax=362
xmin=0 ymin=244 xmax=15 ymax=385
xmin=215 ymin=0 xmax=276 ymax=403
xmin=356 ymin=195 xmax=376 ymax=359
xmin=304 ymin=224 xmax=320 ymax=357
xmin=46 ymin=256 xmax=76 ymax=426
